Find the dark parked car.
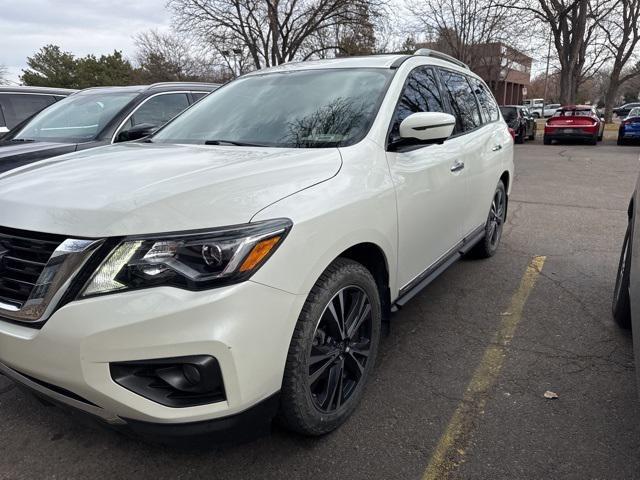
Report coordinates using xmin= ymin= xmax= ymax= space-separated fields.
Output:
xmin=618 ymin=107 xmax=640 ymax=145
xmin=613 ymin=182 xmax=640 ymax=391
xmin=499 ymin=105 xmax=536 ymax=143
xmin=613 ymin=102 xmax=640 ymax=118
xmin=0 ymin=82 xmax=219 ymax=174
xmin=0 ymin=86 xmax=77 ymax=138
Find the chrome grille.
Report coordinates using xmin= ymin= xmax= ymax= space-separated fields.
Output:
xmin=0 ymin=227 xmax=65 ymax=308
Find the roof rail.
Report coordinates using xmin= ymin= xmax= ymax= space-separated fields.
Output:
xmin=413 ymin=48 xmax=469 ymax=70
xmin=147 ymin=81 xmax=220 ymax=89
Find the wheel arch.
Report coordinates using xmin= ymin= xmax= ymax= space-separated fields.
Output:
xmin=338 ymin=242 xmax=392 ymax=323
xmin=500 ymin=171 xmax=510 ymax=222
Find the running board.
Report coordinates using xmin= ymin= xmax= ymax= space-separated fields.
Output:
xmin=391 ymin=226 xmax=485 ymax=312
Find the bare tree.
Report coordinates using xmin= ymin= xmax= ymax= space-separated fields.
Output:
xmin=134 ymin=29 xmax=208 ymax=81
xmin=506 ymin=0 xmax=616 ymax=104
xmin=598 ymin=0 xmax=640 ymax=120
xmin=0 ymin=64 xmax=8 ymax=84
xmin=168 ymin=0 xmax=388 ymax=71
xmin=406 ymin=0 xmax=526 ymax=70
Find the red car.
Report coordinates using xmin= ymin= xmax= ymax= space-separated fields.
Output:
xmin=543 ymin=105 xmax=604 ymax=145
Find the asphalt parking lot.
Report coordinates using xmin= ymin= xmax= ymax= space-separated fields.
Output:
xmin=1 ymin=138 xmax=640 ymax=480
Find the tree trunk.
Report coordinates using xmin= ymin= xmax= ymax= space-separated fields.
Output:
xmin=604 ymin=71 xmax=622 ymax=123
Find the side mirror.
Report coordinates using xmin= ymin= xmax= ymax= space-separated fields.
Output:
xmin=116 ymin=123 xmax=157 ymax=143
xmin=398 ymin=112 xmax=456 ymax=145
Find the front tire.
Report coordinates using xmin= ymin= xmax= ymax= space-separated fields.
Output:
xmin=471 ymin=180 xmax=507 ymax=258
xmin=278 ymin=258 xmax=381 ymax=435
xmin=613 ymin=221 xmax=632 ymax=329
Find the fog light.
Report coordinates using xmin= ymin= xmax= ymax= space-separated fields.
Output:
xmin=110 ymin=355 xmax=226 ymax=408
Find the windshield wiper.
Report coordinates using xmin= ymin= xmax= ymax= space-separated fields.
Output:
xmin=204 ymin=139 xmax=267 ymax=147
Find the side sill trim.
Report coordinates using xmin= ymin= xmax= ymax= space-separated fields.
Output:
xmin=392 ymin=225 xmax=485 ymax=311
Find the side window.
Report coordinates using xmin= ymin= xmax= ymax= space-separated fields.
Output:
xmin=130 ymin=93 xmax=190 ymax=128
xmin=438 ymin=70 xmax=482 ymax=133
xmin=389 ymin=66 xmax=446 ymax=142
xmin=191 ymin=92 xmax=209 ymax=102
xmin=471 ymin=78 xmax=500 ymax=123
xmin=0 ymin=94 xmax=56 ymax=129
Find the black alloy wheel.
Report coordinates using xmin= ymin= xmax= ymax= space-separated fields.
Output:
xmin=488 ymin=186 xmax=506 ymax=250
xmin=308 ymin=286 xmax=373 ymax=413
xmin=278 ymin=258 xmax=381 ymax=436
xmin=471 ymin=180 xmax=507 ymax=258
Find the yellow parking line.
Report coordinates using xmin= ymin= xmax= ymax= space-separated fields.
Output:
xmin=422 ymin=255 xmax=546 ymax=480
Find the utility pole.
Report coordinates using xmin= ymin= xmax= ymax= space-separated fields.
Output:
xmin=541 ymin=29 xmax=552 ymax=118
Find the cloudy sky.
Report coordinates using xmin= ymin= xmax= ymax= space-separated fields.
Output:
xmin=0 ymin=0 xmax=172 ymax=84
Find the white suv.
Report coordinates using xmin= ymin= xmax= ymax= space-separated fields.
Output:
xmin=0 ymin=50 xmax=513 ymax=442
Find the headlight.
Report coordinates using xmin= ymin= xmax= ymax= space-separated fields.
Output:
xmin=81 ymin=219 xmax=292 ymax=297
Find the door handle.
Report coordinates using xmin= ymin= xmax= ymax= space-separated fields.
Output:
xmin=450 ymin=160 xmax=465 ymax=172
xmin=492 ymin=144 xmax=502 ymax=151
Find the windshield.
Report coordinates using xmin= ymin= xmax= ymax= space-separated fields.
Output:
xmin=14 ymin=90 xmax=138 ymax=143
xmin=499 ymin=107 xmax=517 ymax=122
xmin=152 ymin=68 xmax=394 ymax=148
xmin=553 ymin=109 xmax=593 ymax=117
xmin=627 ymin=108 xmax=640 ymax=118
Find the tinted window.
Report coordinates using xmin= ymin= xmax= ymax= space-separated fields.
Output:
xmin=131 ymin=93 xmax=190 ymax=127
xmin=469 ymin=77 xmax=500 ymax=123
xmin=0 ymin=94 xmax=56 ymax=129
xmin=499 ymin=107 xmax=517 ymax=123
xmin=14 ymin=91 xmax=138 ymax=143
xmin=438 ymin=70 xmax=482 ymax=133
xmin=153 ymin=69 xmax=394 ymax=148
xmin=553 ymin=109 xmax=593 ymax=117
xmin=191 ymin=92 xmax=209 ymax=101
xmin=389 ymin=67 xmax=446 ymax=142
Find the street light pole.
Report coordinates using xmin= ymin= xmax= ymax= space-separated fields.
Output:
xmin=541 ymin=29 xmax=552 ymax=118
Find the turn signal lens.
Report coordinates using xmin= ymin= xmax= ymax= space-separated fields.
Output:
xmin=239 ymin=236 xmax=282 ymax=272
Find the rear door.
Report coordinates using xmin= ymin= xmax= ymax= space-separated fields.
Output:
xmin=438 ymin=70 xmax=503 ymax=237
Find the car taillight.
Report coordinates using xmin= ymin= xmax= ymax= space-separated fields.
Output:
xmin=508 ymin=128 xmax=515 ymax=141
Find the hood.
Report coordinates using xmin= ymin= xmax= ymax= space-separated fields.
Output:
xmin=0 ymin=142 xmax=342 ymax=237
xmin=0 ymin=141 xmax=78 ymax=174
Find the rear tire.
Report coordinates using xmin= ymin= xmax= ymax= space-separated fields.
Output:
xmin=515 ymin=127 xmax=525 ymax=144
xmin=471 ymin=180 xmax=506 ymax=259
xmin=618 ymin=136 xmax=626 ymax=146
xmin=588 ymin=134 xmax=597 ymax=145
xmin=543 ymin=135 xmax=551 ymax=145
xmin=528 ymin=126 xmax=535 ymax=141
xmin=278 ymin=258 xmax=381 ymax=436
xmin=613 ymin=221 xmax=632 ymax=329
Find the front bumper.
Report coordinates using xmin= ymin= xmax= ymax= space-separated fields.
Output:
xmin=0 ymin=281 xmax=306 ymax=428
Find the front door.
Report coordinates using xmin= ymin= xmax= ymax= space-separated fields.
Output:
xmin=386 ymin=66 xmax=467 ymax=290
